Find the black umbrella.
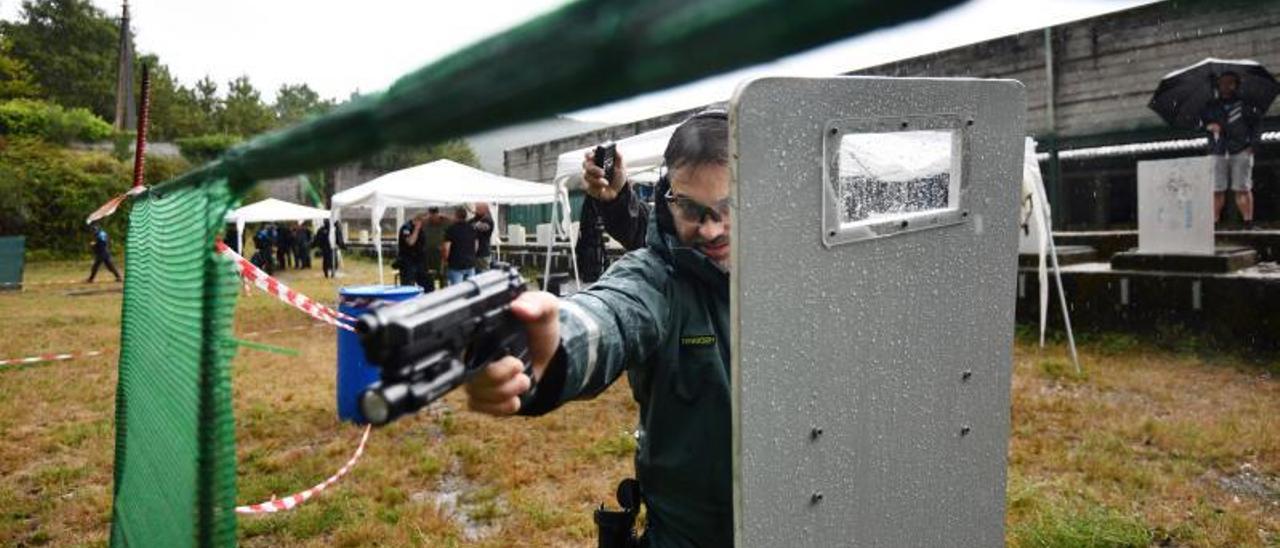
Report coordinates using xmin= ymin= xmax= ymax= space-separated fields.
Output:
xmin=1148 ymin=57 xmax=1280 ymax=129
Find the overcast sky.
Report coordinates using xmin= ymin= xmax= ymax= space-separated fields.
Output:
xmin=1 ymin=0 xmax=1157 ymax=124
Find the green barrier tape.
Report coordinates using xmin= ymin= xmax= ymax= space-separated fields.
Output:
xmin=227 ymin=338 xmax=300 ymax=357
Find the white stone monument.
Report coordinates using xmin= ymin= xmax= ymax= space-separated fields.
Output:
xmin=1136 ymin=157 xmax=1214 ymax=255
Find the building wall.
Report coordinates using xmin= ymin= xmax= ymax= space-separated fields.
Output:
xmin=850 ymin=1 xmax=1280 ymax=141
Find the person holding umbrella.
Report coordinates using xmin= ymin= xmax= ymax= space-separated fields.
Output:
xmin=1150 ymin=58 xmax=1279 ymax=229
xmin=1201 ymin=72 xmax=1264 ymax=229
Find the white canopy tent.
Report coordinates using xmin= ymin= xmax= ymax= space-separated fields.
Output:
xmin=330 ymin=159 xmax=566 ymax=284
xmin=224 ymin=198 xmax=331 ymax=254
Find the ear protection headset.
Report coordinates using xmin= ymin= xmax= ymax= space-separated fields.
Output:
xmin=656 ymin=109 xmax=729 ymax=235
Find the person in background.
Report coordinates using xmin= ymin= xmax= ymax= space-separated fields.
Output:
xmin=275 ymin=222 xmax=294 ymax=270
xmin=334 ymin=221 xmax=346 ymax=270
xmin=85 ymin=223 xmax=122 ymax=283
xmin=312 ymin=220 xmax=342 ymax=278
xmin=252 ymin=224 xmax=275 ymax=273
xmin=471 ymin=202 xmax=495 ymax=272
xmin=294 ymin=222 xmax=313 ymax=269
xmin=420 ymin=207 xmax=449 ymax=292
xmin=1201 ymin=71 xmax=1264 ymax=229
xmin=442 ymin=207 xmax=478 ymax=285
xmin=397 ymin=212 xmax=429 ymax=290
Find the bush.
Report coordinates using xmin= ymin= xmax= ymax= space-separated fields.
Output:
xmin=140 ymin=153 xmax=192 ymax=186
xmin=175 ymin=133 xmax=241 ymax=163
xmin=0 ymin=99 xmax=113 ymax=144
xmin=0 ymin=137 xmax=179 ymax=257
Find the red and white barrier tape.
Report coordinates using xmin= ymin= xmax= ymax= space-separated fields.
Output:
xmin=215 ymin=242 xmax=367 ymax=514
xmin=0 ymin=350 xmax=104 ymax=367
xmin=236 ymin=425 xmax=372 ymax=514
xmin=214 ymin=241 xmax=356 ymax=332
xmin=86 ymin=185 xmax=148 ymax=224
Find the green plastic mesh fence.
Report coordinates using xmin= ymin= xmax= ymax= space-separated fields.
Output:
xmin=110 ymin=178 xmax=247 ymax=547
xmin=105 ymin=1 xmax=961 ymax=546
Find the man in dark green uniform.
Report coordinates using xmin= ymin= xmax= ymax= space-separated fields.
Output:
xmin=465 ymin=111 xmax=732 ymax=547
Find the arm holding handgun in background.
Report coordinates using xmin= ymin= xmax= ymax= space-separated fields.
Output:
xmin=581 ymin=148 xmax=650 ymax=251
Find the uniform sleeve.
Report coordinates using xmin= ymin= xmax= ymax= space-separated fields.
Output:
xmin=592 ymin=182 xmax=651 ymax=251
xmin=519 ymin=251 xmax=670 ymax=415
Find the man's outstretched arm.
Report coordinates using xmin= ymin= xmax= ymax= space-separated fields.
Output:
xmin=465 ymin=254 xmax=670 ymax=416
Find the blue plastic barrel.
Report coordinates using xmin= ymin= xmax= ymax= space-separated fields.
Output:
xmin=336 ymin=284 xmax=423 ymax=423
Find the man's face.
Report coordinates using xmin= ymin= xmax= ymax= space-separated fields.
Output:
xmin=667 ymin=163 xmax=731 ymax=270
xmin=1218 ymin=75 xmax=1238 ymax=99
xmin=475 ymin=203 xmax=490 ymax=216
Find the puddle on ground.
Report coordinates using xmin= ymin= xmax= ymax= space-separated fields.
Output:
xmin=1211 ymin=463 xmax=1280 ymax=506
xmin=409 ymin=402 xmax=507 ymax=541
xmin=411 ymin=459 xmax=505 ymax=541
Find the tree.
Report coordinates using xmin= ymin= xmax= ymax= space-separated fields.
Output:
xmin=138 ymin=56 xmax=213 ymax=140
xmin=1 ymin=0 xmax=121 ymax=119
xmin=194 ymin=76 xmax=219 ymax=120
xmin=0 ymin=35 xmax=42 ymax=100
xmin=361 ymin=139 xmax=481 ymax=172
xmin=273 ymin=83 xmax=332 ymax=126
xmin=217 ymin=75 xmax=273 ymax=136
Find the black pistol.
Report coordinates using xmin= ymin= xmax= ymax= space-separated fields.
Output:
xmin=356 ymin=265 xmax=531 ymax=426
xmin=594 ymin=141 xmax=617 ymax=182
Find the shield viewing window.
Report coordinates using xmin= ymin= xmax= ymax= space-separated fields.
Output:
xmin=822 ymin=116 xmax=968 ymax=247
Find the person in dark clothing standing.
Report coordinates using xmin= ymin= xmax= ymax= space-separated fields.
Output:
xmin=396 ymin=213 xmax=429 ymax=290
xmin=294 ymin=222 xmax=313 ymax=269
xmin=442 ymin=207 xmax=478 ymax=285
xmin=1201 ymin=71 xmax=1264 ymax=229
xmin=85 ymin=223 xmax=122 ymax=282
xmin=313 ymin=220 xmax=342 ymax=278
xmin=575 ymin=199 xmax=610 ymax=284
xmin=420 ymin=208 xmax=449 ymax=292
xmin=275 ymin=223 xmax=294 ymax=270
xmin=470 ymin=202 xmax=495 ymax=272
xmin=252 ymin=225 xmax=275 ymax=274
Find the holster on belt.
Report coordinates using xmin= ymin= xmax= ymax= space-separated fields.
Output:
xmin=594 ymin=478 xmax=641 ymax=548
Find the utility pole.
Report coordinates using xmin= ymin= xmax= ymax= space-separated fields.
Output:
xmin=113 ymin=1 xmax=136 ymax=131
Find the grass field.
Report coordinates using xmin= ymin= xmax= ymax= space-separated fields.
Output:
xmin=1 ymin=259 xmax=1276 ymax=547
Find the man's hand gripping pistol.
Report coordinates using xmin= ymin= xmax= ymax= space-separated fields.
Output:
xmin=356 ymin=265 xmax=533 ymax=426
